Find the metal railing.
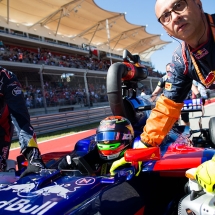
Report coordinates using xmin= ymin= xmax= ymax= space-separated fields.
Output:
xmin=13 ymin=106 xmax=112 ymax=140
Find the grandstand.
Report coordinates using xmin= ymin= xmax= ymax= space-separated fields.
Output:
xmin=0 ymin=0 xmax=170 ymax=115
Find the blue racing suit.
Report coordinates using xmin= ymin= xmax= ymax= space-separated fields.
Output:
xmin=0 ymin=67 xmax=38 ymax=171
xmin=164 ymin=13 xmax=215 ymax=102
xmin=141 ymin=13 xmax=215 ymax=146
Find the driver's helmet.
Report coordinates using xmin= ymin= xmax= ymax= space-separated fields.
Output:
xmin=195 ymin=155 xmax=215 ymax=193
xmin=95 ymin=116 xmax=134 ymax=160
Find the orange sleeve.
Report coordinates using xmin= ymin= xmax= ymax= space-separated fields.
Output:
xmin=141 ymin=95 xmax=184 ymax=146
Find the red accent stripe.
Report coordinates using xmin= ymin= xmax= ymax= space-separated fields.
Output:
xmin=134 ymin=206 xmax=145 ymax=215
xmin=182 ymin=42 xmax=189 ymax=75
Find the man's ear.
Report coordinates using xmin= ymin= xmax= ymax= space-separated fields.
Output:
xmin=162 ymin=26 xmax=172 ymax=37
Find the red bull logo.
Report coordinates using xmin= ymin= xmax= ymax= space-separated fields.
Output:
xmin=193 ymin=48 xmax=208 ymax=59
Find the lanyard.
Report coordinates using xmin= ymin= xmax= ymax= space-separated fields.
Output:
xmin=188 ymin=14 xmax=215 ymax=88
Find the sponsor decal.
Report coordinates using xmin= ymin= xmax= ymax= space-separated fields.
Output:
xmin=122 ymin=133 xmax=131 ymax=140
xmin=100 ymin=155 xmax=108 ymax=160
xmin=0 ymin=78 xmax=3 ymax=90
xmin=0 ymin=181 xmax=81 ymax=214
xmin=115 ymin=132 xmax=120 ymax=140
xmin=165 ymin=82 xmax=172 ymax=90
xmin=0 ymin=182 xmax=80 ymax=199
xmin=75 ymin=177 xmax=95 ymax=186
xmin=173 ymin=53 xmax=182 ymax=64
xmin=186 ymin=208 xmax=196 ymax=215
xmin=99 ymin=124 xmax=115 ymax=130
xmin=8 ymin=81 xmax=21 ymax=87
xmin=0 ymin=197 xmax=57 ymax=215
xmin=193 ymin=48 xmax=208 ymax=59
xmin=12 ymin=87 xmax=22 ymax=96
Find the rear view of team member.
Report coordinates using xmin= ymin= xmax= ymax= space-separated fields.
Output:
xmin=150 ymin=63 xmax=172 ymax=102
xmin=0 ymin=66 xmax=45 ymax=176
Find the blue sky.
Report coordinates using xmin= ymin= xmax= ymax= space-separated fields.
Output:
xmin=94 ymin=0 xmax=215 ymax=73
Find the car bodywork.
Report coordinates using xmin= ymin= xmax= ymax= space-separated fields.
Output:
xmin=0 ymin=50 xmax=214 ymax=215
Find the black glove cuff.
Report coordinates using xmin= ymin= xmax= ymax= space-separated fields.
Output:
xmin=196 ymin=93 xmax=201 ymax=99
xmin=22 ymin=147 xmax=41 ymax=161
xmin=142 ymin=141 xmax=152 ymax=147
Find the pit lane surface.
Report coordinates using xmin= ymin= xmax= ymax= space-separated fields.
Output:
xmin=9 ymin=100 xmax=215 ymax=161
xmin=9 ymin=129 xmax=96 ymax=160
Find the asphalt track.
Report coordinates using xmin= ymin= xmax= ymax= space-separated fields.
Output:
xmin=9 ymin=100 xmax=215 ymax=161
xmin=9 ymin=129 xmax=96 ymax=160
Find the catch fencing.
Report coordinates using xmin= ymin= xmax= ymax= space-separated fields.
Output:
xmin=13 ymin=106 xmax=112 ymax=140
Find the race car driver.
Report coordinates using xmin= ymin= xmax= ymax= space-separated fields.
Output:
xmin=58 ymin=115 xmax=144 ymax=215
xmin=110 ymin=0 xmax=215 ymax=173
xmin=58 ymin=115 xmax=138 ymax=175
xmin=0 ymin=66 xmax=45 ymax=176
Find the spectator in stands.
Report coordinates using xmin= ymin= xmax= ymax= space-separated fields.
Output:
xmin=0 ymin=66 xmax=45 ymax=176
xmin=36 ymin=94 xmax=43 ymax=108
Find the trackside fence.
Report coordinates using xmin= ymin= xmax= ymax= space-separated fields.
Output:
xmin=13 ymin=106 xmax=112 ymax=140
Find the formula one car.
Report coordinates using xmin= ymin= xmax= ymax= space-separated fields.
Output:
xmin=0 ymin=50 xmax=215 ymax=215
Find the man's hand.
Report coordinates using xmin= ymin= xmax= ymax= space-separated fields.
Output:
xmin=110 ymin=140 xmax=148 ymax=176
xmin=58 ymin=155 xmax=76 ymax=170
xmin=20 ymin=147 xmax=46 ymax=178
xmin=110 ymin=157 xmax=142 ymax=176
xmin=196 ymin=93 xmax=205 ymax=105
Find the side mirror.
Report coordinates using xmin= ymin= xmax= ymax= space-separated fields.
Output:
xmin=124 ymin=147 xmax=161 ymax=163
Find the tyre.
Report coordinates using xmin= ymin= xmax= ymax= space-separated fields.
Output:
xmin=209 ymin=117 xmax=215 ymax=147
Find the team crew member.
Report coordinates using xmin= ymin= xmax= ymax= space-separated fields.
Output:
xmin=110 ymin=0 xmax=215 ymax=172
xmin=0 ymin=67 xmax=45 ymax=176
xmin=151 ymin=63 xmax=200 ymax=126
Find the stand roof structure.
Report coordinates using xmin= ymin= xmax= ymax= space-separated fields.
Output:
xmin=0 ymin=0 xmax=170 ymax=60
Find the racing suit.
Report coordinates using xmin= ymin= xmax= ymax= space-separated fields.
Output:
xmin=141 ymin=13 xmax=215 ymax=147
xmin=0 ymin=67 xmax=44 ymax=173
xmin=157 ymin=73 xmax=192 ymax=124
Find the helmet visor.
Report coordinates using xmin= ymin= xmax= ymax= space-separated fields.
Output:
xmin=97 ymin=142 xmax=121 ymax=150
xmin=95 ymin=132 xmax=132 ymax=141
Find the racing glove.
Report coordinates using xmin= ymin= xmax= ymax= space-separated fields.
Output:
xmin=110 ymin=140 xmax=148 ymax=176
xmin=20 ymin=147 xmax=46 ymax=178
xmin=58 ymin=155 xmax=77 ymax=170
xmin=196 ymin=93 xmax=205 ymax=105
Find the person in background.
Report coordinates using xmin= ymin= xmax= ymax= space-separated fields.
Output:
xmin=0 ymin=66 xmax=45 ymax=177
xmin=110 ymin=0 xmax=213 ymax=173
xmin=151 ymin=63 xmax=200 ymax=126
xmin=193 ymin=80 xmax=208 ymax=99
xmin=140 ymin=89 xmax=146 ymax=96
